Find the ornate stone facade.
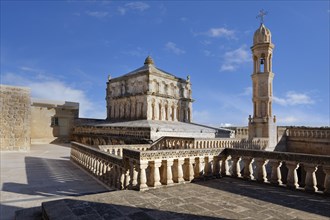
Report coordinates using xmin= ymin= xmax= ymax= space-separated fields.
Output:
xmin=106 ymin=56 xmax=193 ymax=122
xmin=248 ymin=22 xmax=277 ymax=150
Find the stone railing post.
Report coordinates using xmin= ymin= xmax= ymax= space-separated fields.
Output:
xmin=242 ymin=157 xmax=253 ymax=180
xmin=213 ymin=156 xmax=221 ymax=178
xmin=204 ymin=156 xmax=212 ymax=177
xmin=220 ymin=155 xmax=230 ymax=176
xmin=323 ymin=166 xmax=330 ymax=194
xmin=303 ymin=164 xmax=318 ymax=192
xmin=150 ymin=160 xmax=162 ymax=187
xmin=268 ymin=160 xmax=282 ymax=185
xmin=185 ymin=158 xmax=194 ymax=181
xmin=119 ymin=167 xmax=125 ymax=190
xmin=137 ymin=161 xmax=148 ymax=190
xmin=232 ymin=156 xmax=241 ymax=178
xmin=163 ymin=159 xmax=174 ymax=185
xmin=175 ymin=158 xmax=185 ymax=183
xmin=286 ymin=161 xmax=299 ymax=189
xmin=194 ymin=157 xmax=201 ymax=178
xmin=124 ymin=167 xmax=130 ymax=189
xmin=254 ymin=158 xmax=268 ymax=183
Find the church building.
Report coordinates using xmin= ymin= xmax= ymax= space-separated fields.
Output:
xmin=106 ymin=56 xmax=193 ymax=123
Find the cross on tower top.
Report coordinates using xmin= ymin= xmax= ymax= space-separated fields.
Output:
xmin=256 ymin=9 xmax=268 ymax=24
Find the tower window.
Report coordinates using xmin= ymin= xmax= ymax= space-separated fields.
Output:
xmin=260 ymin=58 xmax=265 ymax=73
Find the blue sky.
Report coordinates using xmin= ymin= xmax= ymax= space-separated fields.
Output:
xmin=1 ymin=1 xmax=329 ymax=127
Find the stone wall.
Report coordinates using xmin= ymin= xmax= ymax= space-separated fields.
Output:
xmin=30 ymin=100 xmax=79 ymax=144
xmin=0 ymin=85 xmax=31 ymax=151
xmin=286 ymin=127 xmax=330 ymax=155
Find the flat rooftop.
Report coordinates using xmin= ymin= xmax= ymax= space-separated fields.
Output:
xmin=1 ymin=144 xmax=329 ymax=220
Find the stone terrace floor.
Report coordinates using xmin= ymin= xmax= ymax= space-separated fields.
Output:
xmin=2 ymin=144 xmax=330 ymax=220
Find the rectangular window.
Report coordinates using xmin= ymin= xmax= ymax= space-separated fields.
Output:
xmin=51 ymin=117 xmax=59 ymax=126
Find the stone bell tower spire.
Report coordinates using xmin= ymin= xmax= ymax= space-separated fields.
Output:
xmin=248 ymin=10 xmax=277 ymax=150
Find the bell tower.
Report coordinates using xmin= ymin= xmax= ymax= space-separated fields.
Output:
xmin=248 ymin=10 xmax=277 ymax=150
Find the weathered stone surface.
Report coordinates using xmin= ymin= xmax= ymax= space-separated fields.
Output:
xmin=40 ymin=178 xmax=330 ymax=220
xmin=0 ymin=85 xmax=31 ymax=151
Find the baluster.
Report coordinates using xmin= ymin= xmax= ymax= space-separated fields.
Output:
xmin=242 ymin=157 xmax=254 ymax=180
xmin=194 ymin=157 xmax=201 ymax=178
xmin=124 ymin=167 xmax=130 ymax=189
xmin=213 ymin=156 xmax=221 ymax=178
xmin=119 ymin=167 xmax=125 ymax=190
xmin=162 ymin=159 xmax=174 ymax=185
xmin=269 ymin=160 xmax=282 ymax=185
xmin=286 ymin=161 xmax=299 ymax=189
xmin=254 ymin=158 xmax=268 ymax=183
xmin=303 ymin=164 xmax=318 ymax=192
xmin=221 ymin=155 xmax=230 ymax=176
xmin=204 ymin=156 xmax=212 ymax=177
xmin=323 ymin=166 xmax=330 ymax=194
xmin=150 ymin=160 xmax=162 ymax=187
xmin=138 ymin=161 xmax=148 ymax=190
xmin=175 ymin=158 xmax=185 ymax=183
xmin=186 ymin=158 xmax=194 ymax=181
xmin=232 ymin=156 xmax=241 ymax=178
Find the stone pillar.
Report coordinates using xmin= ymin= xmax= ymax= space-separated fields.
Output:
xmin=213 ymin=156 xmax=221 ymax=178
xmin=185 ymin=158 xmax=194 ymax=181
xmin=138 ymin=161 xmax=149 ymax=190
xmin=232 ymin=156 xmax=241 ymax=178
xmin=175 ymin=158 xmax=185 ymax=183
xmin=150 ymin=160 xmax=162 ymax=187
xmin=221 ymin=155 xmax=230 ymax=176
xmin=254 ymin=158 xmax=268 ymax=183
xmin=303 ymin=164 xmax=318 ymax=192
xmin=286 ymin=161 xmax=299 ymax=189
xmin=242 ymin=157 xmax=254 ymax=180
xmin=204 ymin=156 xmax=212 ymax=177
xmin=269 ymin=160 xmax=282 ymax=185
xmin=162 ymin=159 xmax=174 ymax=185
xmin=119 ymin=168 xmax=125 ymax=190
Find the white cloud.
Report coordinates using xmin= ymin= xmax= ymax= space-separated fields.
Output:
xmin=220 ymin=45 xmax=250 ymax=72
xmin=165 ymin=42 xmax=185 ymax=55
xmin=86 ymin=11 xmax=109 ymax=18
xmin=121 ymin=47 xmax=146 ymax=57
xmin=207 ymin=27 xmax=235 ymax=39
xmin=2 ymin=72 xmax=105 ymax=119
xmin=118 ymin=2 xmax=150 ymax=15
xmin=273 ymin=91 xmax=314 ymax=106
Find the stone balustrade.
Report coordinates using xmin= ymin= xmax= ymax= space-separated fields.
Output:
xmin=219 ymin=148 xmax=330 ymax=194
xmin=70 ymin=141 xmax=330 ymax=194
xmin=286 ymin=127 xmax=330 ymax=139
xmin=71 ymin=142 xmax=125 ymax=190
xmin=150 ymin=137 xmax=268 ymax=150
xmin=99 ymin=144 xmax=152 ymax=157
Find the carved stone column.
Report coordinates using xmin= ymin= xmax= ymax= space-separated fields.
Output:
xmin=119 ymin=167 xmax=125 ymax=190
xmin=175 ymin=158 xmax=185 ymax=183
xmin=204 ymin=156 xmax=212 ymax=177
xmin=213 ymin=156 xmax=221 ymax=178
xmin=242 ymin=157 xmax=253 ymax=180
xmin=162 ymin=159 xmax=174 ymax=185
xmin=138 ymin=161 xmax=149 ymax=190
xmin=286 ymin=161 xmax=299 ymax=189
xmin=232 ymin=156 xmax=241 ymax=178
xmin=185 ymin=158 xmax=194 ymax=181
xmin=303 ymin=164 xmax=318 ymax=192
xmin=268 ymin=160 xmax=282 ymax=185
xmin=221 ymin=155 xmax=230 ymax=176
xmin=323 ymin=166 xmax=330 ymax=194
xmin=150 ymin=160 xmax=162 ymax=187
xmin=254 ymin=158 xmax=268 ymax=183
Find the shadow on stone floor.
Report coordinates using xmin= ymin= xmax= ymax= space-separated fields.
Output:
xmin=192 ymin=177 xmax=330 ymax=218
xmin=41 ymin=198 xmax=228 ymax=220
xmin=2 ymin=156 xmax=109 ymax=197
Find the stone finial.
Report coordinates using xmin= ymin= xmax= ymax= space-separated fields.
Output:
xmin=108 ymin=74 xmax=112 ymax=81
xmin=187 ymin=75 xmax=190 ymax=82
xmin=273 ymin=115 xmax=276 ymax=123
xmin=144 ymin=56 xmax=154 ymax=65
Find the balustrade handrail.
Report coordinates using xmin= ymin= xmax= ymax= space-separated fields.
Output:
xmin=71 ymin=142 xmax=123 ymax=166
xmin=221 ymin=148 xmax=330 ymax=165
